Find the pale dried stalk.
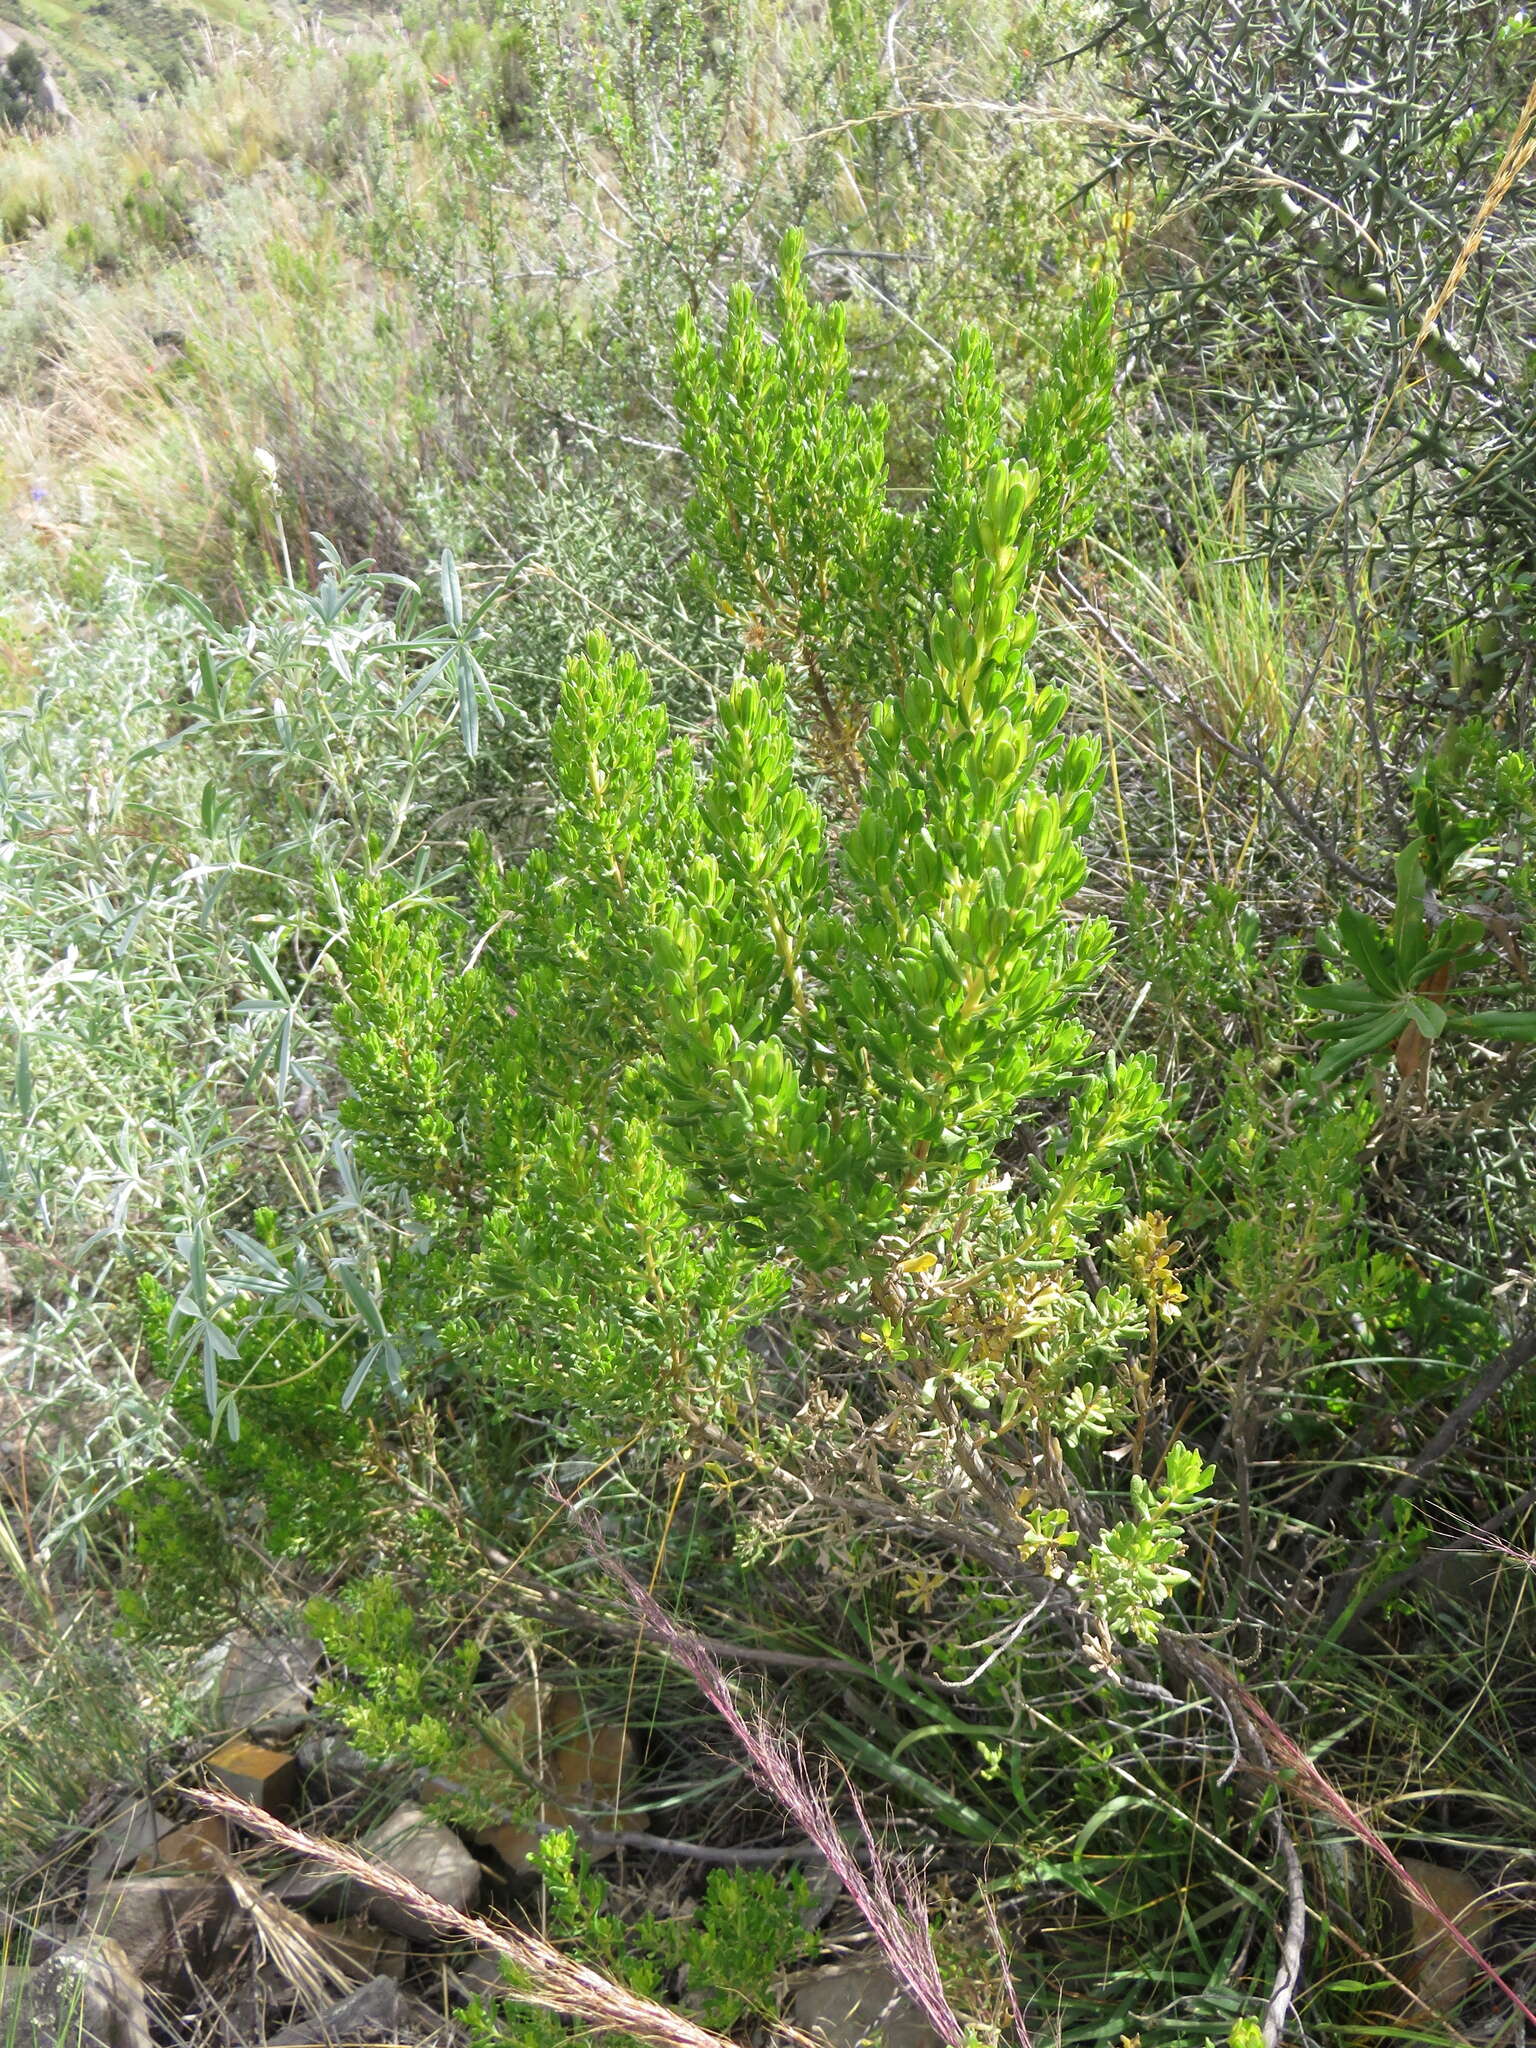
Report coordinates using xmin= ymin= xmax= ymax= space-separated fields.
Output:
xmin=570 ymin=1505 xmax=972 ymax=2048
xmin=1409 ymin=67 xmax=1536 ymax=365
xmin=188 ymin=1787 xmax=761 ymax=2048
xmin=208 ymin=1842 xmax=361 ymax=2008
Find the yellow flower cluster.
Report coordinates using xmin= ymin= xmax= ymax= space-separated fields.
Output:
xmin=1110 ymin=1211 xmax=1187 ymax=1319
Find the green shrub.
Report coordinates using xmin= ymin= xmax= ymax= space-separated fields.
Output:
xmin=119 ymin=1248 xmax=382 ymax=1640
xmin=307 ymin=1575 xmax=481 ymax=1772
xmin=1301 ymin=723 xmax=1536 ymax=1084
xmin=332 ymin=240 xmax=1211 ymax=1647
xmin=1123 ymin=878 xmax=1508 ymax=1472
xmin=469 ymin=1829 xmax=813 ymax=2048
xmin=0 ymin=553 xmax=508 ymax=1547
xmin=1105 ymin=0 xmax=1536 ymax=642
xmin=675 ymin=232 xmax=1115 ymax=763
xmin=0 ymin=43 xmax=49 ymax=132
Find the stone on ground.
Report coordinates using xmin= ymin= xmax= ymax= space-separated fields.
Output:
xmin=81 ymin=1875 xmax=232 ymax=1987
xmin=794 ymin=1963 xmax=942 ymax=2048
xmin=266 ymin=1973 xmax=468 ymax=2048
xmin=1395 ymin=1857 xmax=1498 ymax=2016
xmin=295 ymin=1731 xmax=376 ymax=1797
xmin=216 ymin=1633 xmax=322 ymax=1741
xmin=360 ymin=1804 xmax=481 ymax=1940
xmin=11 ymin=1935 xmax=152 ymax=2048
xmin=133 ymin=1815 xmax=229 ymax=1875
xmin=84 ymin=1806 xmax=177 ymax=1895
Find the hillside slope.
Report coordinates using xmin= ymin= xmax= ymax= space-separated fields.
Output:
xmin=1 ymin=0 xmax=388 ymax=100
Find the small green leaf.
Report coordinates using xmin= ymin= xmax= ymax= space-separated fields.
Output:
xmin=245 ymin=942 xmax=289 ymax=1001
xmin=1334 ymin=907 xmax=1401 ymax=999
xmin=1402 ymin=994 xmax=1448 ymax=1039
xmin=1295 ymin=981 xmax=1384 ymax=1015
xmin=1446 ymin=1006 xmax=1536 ymax=1042
xmin=1390 ymin=840 xmax=1428 ymax=962
xmin=1312 ymin=1003 xmax=1412 ymax=1083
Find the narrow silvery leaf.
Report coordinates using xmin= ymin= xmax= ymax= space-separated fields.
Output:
xmin=13 ymin=1031 xmax=31 ymax=1121
xmin=335 ymin=1259 xmax=390 ymax=1339
xmin=457 ymin=650 xmax=480 ymax=759
xmin=440 ymin=547 xmax=464 ymax=631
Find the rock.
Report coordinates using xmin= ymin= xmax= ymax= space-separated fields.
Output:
xmin=492 ymin=1681 xmax=544 ymax=1746
xmin=554 ymin=1719 xmax=638 ymax=1812
xmin=425 ymin=1689 xmax=646 ymax=1873
xmin=133 ymin=1815 xmax=229 ymax=1875
xmin=447 ymin=1952 xmax=508 ymax=2005
xmin=266 ymin=1974 xmax=468 ymax=2048
xmin=308 ymin=1920 xmax=408 ymax=1983
xmin=361 ymin=1804 xmax=481 ymax=1940
xmin=0 ymin=1965 xmax=34 ymax=2045
xmin=12 ymin=1935 xmax=152 ymax=2048
xmin=269 ymin=1864 xmax=365 ymax=1922
xmin=205 ymin=1736 xmax=300 ymax=1816
xmin=797 ymin=1858 xmax=845 ymax=1932
xmin=296 ymin=1733 xmax=378 ymax=1799
xmin=81 ymin=1875 xmax=232 ymax=1988
xmin=1395 ymin=1857 xmax=1498 ymax=2015
xmin=794 ymin=1964 xmax=941 ymax=2048
xmin=217 ymin=1634 xmax=321 ymax=1741
xmin=1414 ymin=1545 xmax=1501 ymax=1610
xmin=469 ymin=1820 xmax=546 ymax=1874
xmin=85 ymin=1805 xmax=177 ymax=1895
